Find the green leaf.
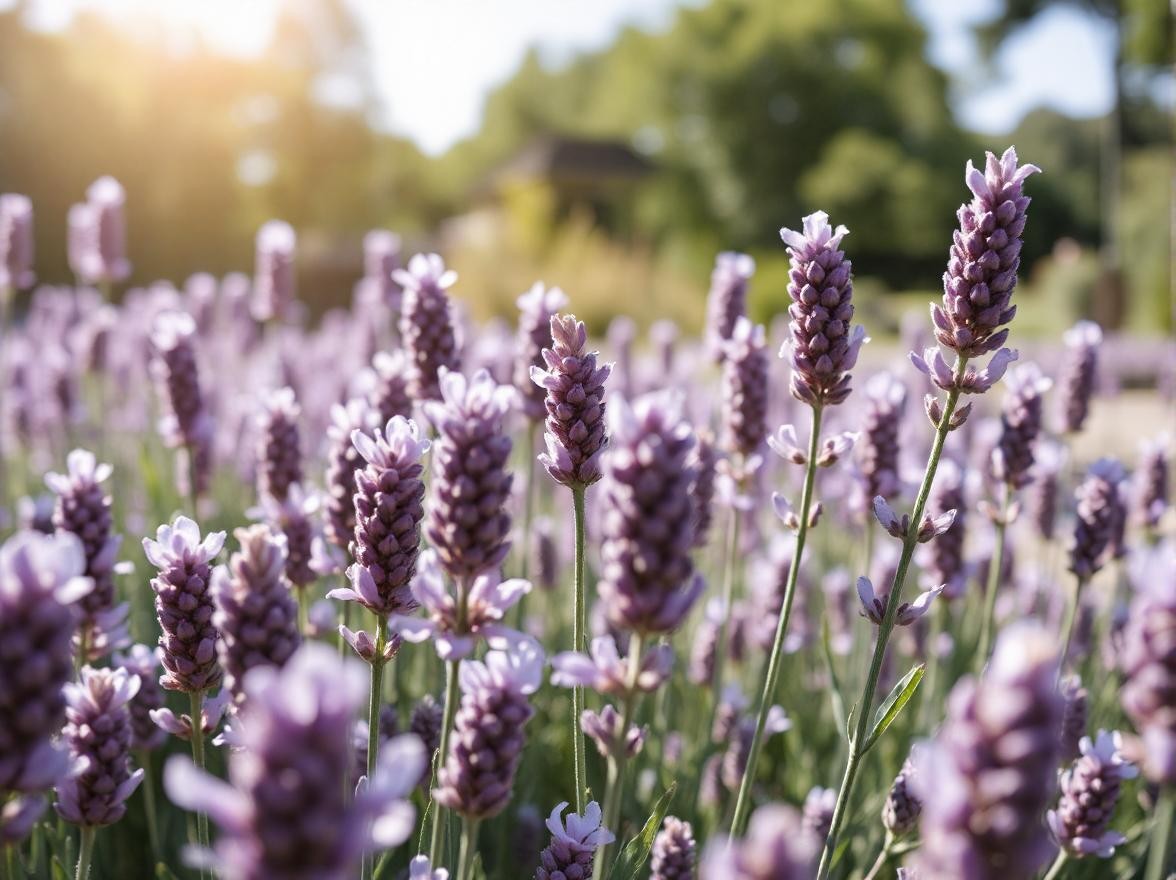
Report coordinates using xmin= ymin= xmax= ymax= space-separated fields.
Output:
xmin=820 ymin=618 xmax=848 ymax=740
xmin=608 ymin=782 xmax=677 ymax=880
xmin=864 ymin=663 xmax=925 ymax=752
xmin=50 ymin=856 xmax=69 ymax=880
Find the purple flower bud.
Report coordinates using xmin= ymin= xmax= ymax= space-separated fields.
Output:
xmin=918 ymin=459 xmax=967 ymax=599
xmin=688 ymin=599 xmax=722 ymax=687
xmin=1134 ymin=436 xmax=1169 ymax=531
xmin=0 ymin=532 xmax=91 ymax=795
xmin=148 ymin=689 xmax=229 ymax=743
xmin=389 ymin=550 xmax=530 ymax=660
xmin=1028 ymin=442 xmax=1063 ymax=541
xmin=1069 ymin=458 xmax=1127 ymax=579
xmin=911 ymin=344 xmax=1019 ymax=397
xmin=80 ymin=177 xmax=131 ymax=284
xmin=535 ymin=800 xmax=615 ymax=880
xmin=1047 ymin=730 xmax=1136 ymax=858
xmin=801 ymin=786 xmax=836 ymax=842
xmin=532 ymin=313 xmax=612 ymax=488
xmin=706 ymin=251 xmax=754 ymax=362
xmin=856 ymin=576 xmax=942 ymax=627
xmin=113 ymin=644 xmax=168 ymax=752
xmin=324 ymin=399 xmax=375 ymax=552
xmin=395 ymin=253 xmax=461 ymax=402
xmin=433 ymin=641 xmax=543 ymax=819
xmin=165 ymin=643 xmax=427 ymax=879
xmin=362 ymin=350 xmax=414 ymax=424
xmin=551 ymin=635 xmax=673 ymax=697
xmin=533 ymin=516 xmax=559 ymax=591
xmin=252 ymin=220 xmax=296 ymax=322
xmin=769 ymin=424 xmax=808 ymax=465
xmin=255 ymin=387 xmax=302 ymax=502
xmin=0 ymin=193 xmax=35 ymax=291
xmin=1120 ymin=578 xmax=1176 ymax=784
xmin=55 ymin=666 xmax=144 ymax=828
xmin=933 ymin=147 xmax=1039 ymax=358
xmin=514 ymin=283 xmax=570 ymax=422
xmin=580 ymin=705 xmax=645 ymax=759
xmin=424 ymin=369 xmax=515 ymax=580
xmin=915 ymin=622 xmax=1062 ymax=879
xmin=701 ymin=804 xmax=816 ymax=879
xmin=411 ymin=694 xmax=444 ymax=758
xmin=256 ymin=485 xmax=320 ymax=589
xmin=1059 ymin=676 xmax=1089 ymax=764
xmin=779 ymin=211 xmax=865 ymax=407
xmin=882 ymin=752 xmax=922 ymax=837
xmin=857 ymin=372 xmax=906 ymax=503
xmin=1057 ymin=320 xmax=1101 ymax=434
xmin=1 ymin=795 xmax=46 ymax=845
xmin=816 ymin=430 xmax=858 ymax=468
xmin=151 ymin=312 xmax=214 ymax=498
xmin=990 ymin=362 xmax=1051 ymax=489
xmin=512 ymin=804 xmax=544 ymax=875
xmin=212 ymin=525 xmax=300 ymax=702
xmin=722 ymin=317 xmax=770 ymax=460
xmin=143 ymin=516 xmax=226 ymax=693
xmin=721 ymin=707 xmax=790 ymax=792
xmin=597 ymin=393 xmax=702 ymax=635
xmin=651 ymin=816 xmax=696 ymax=880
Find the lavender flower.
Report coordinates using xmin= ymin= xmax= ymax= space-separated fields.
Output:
xmin=364 ymin=351 xmax=413 ymax=423
xmin=146 ymin=689 xmax=230 ymax=744
xmin=882 ymin=753 xmax=922 ymax=838
xmin=531 ymin=313 xmax=612 ymax=488
xmin=705 ymin=251 xmax=754 ymax=362
xmin=551 ymin=635 xmax=673 ymax=697
xmin=256 ymin=387 xmax=302 ymax=502
xmin=78 ymin=177 xmax=131 ymax=284
xmin=534 ymin=517 xmax=559 ymax=591
xmin=857 ymin=372 xmax=906 ymax=504
xmin=721 ymin=708 xmax=791 ymax=793
xmin=0 ymin=193 xmax=35 ymax=291
xmin=1057 ymin=320 xmax=1101 ymax=434
xmin=411 ymin=694 xmax=444 ymax=758
xmin=256 ymin=485 xmax=320 ymax=589
xmin=113 ymin=644 xmax=168 ymax=752
xmin=1059 ymin=676 xmax=1088 ymax=764
xmin=1047 ymin=730 xmax=1137 ymax=858
xmin=651 ymin=816 xmax=696 ymax=880
xmin=1069 ymin=458 xmax=1127 ymax=579
xmin=514 ymin=283 xmax=570 ymax=422
xmin=0 ymin=532 xmax=91 ymax=795
xmin=165 ymin=643 xmax=426 ymax=880
xmin=700 ymin=804 xmax=816 ymax=879
xmin=324 ymin=399 xmax=374 ymax=552
xmin=362 ymin=229 xmax=402 ymax=309
xmin=721 ymin=317 xmax=770 ymax=461
xmin=1120 ymin=578 xmax=1176 ymax=784
xmin=434 ymin=641 xmax=543 ymax=819
xmin=801 ymin=786 xmax=836 ymax=843
xmin=151 ymin=312 xmax=213 ymax=498
xmin=395 ymin=253 xmax=461 ymax=402
xmin=915 ymin=622 xmax=1062 ymax=878
xmin=55 ymin=667 xmax=144 ymax=827
xmin=580 ymin=705 xmax=645 ymax=760
xmin=1135 ymin=436 xmax=1169 ymax=531
xmin=990 ymin=363 xmax=1052 ymax=490
xmin=252 ymin=219 xmax=296 ymax=322
xmin=390 ymin=549 xmax=529 ymax=659
xmin=933 ymin=147 xmax=1039 ymax=358
xmin=143 ymin=516 xmax=226 ymax=693
xmin=424 ymin=369 xmax=515 ymax=580
xmin=688 ymin=599 xmax=723 ymax=687
xmin=779 ymin=211 xmax=866 ymax=407
xmin=596 ymin=392 xmax=702 ymax=635
xmin=331 ymin=416 xmax=429 ymax=618
xmin=689 ymin=429 xmax=719 ymax=549
xmin=857 ymin=575 xmax=942 ymax=626
xmin=1028 ymin=442 xmax=1063 ymax=541
xmin=535 ymin=800 xmax=615 ymax=880
xmin=212 ymin=525 xmax=301 ymax=702
xmin=919 ymin=459 xmax=967 ymax=599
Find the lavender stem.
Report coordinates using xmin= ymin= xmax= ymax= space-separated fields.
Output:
xmin=429 ymin=657 xmax=460 ymax=866
xmin=362 ymin=615 xmax=389 ymax=880
xmin=1147 ymin=787 xmax=1175 ymax=880
xmin=975 ymin=479 xmax=1012 ymax=673
xmin=1057 ymin=574 xmax=1089 ymax=680
xmin=137 ymin=750 xmax=162 ymax=864
xmin=709 ymin=491 xmax=743 ymax=736
xmin=816 ymin=361 xmax=966 ymax=879
xmin=74 ymin=826 xmax=95 ymax=880
xmin=730 ymin=403 xmax=823 ymax=837
xmin=1041 ymin=851 xmax=1068 ymax=880
xmin=572 ymin=485 xmax=589 ymax=813
xmin=457 ymin=818 xmax=480 ymax=880
xmin=188 ymin=690 xmax=209 ymax=880
xmin=861 ymin=832 xmax=895 ymax=880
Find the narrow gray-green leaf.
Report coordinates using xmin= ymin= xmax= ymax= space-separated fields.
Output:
xmin=608 ymin=782 xmax=677 ymax=880
xmin=821 ymin=618 xmax=848 ymax=740
xmin=865 ymin=663 xmax=925 ymax=752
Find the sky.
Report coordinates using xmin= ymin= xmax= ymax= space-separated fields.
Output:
xmin=3 ymin=0 xmax=1119 ymax=156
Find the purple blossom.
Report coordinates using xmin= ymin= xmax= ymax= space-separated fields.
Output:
xmin=395 ymin=253 xmax=461 ymax=402
xmin=255 ymin=484 xmax=321 ymax=589
xmin=360 ymin=351 xmax=413 ymax=424
xmin=882 ymin=751 xmax=922 ymax=838
xmin=856 ymin=372 xmax=906 ymax=503
xmin=409 ymin=855 xmax=449 ymax=880
xmin=255 ymin=387 xmax=302 ymax=502
xmin=856 ymin=575 xmax=942 ymax=626
xmin=0 ymin=193 xmax=35 ymax=291
xmin=362 ymin=230 xmax=402 ymax=310
xmin=1057 ymin=320 xmax=1101 ymax=434
xmin=919 ymin=459 xmax=968 ymax=599
xmin=1069 ymin=458 xmax=1127 ymax=579
xmin=700 ymin=804 xmax=816 ymax=879
xmin=689 ymin=429 xmax=720 ymax=549
xmin=990 ymin=363 xmax=1052 ymax=489
xmin=705 ymin=251 xmax=754 ymax=362
xmin=1047 ymin=730 xmax=1136 ymax=858
xmin=73 ymin=177 xmax=131 ymax=284
xmin=551 ymin=635 xmax=673 ymax=698
xmin=910 ymin=345 xmax=1018 ymax=397
xmin=1120 ymin=577 xmax=1176 ymax=784
xmin=514 ymin=283 xmax=570 ymax=422
xmin=580 ymin=705 xmax=646 ymax=760
xmin=535 ymin=800 xmax=615 ymax=880
xmin=252 ymin=220 xmax=296 ymax=322
xmin=323 ymin=399 xmax=375 ymax=552
xmin=1059 ymin=675 xmax=1088 ymax=764
xmin=873 ymin=495 xmax=956 ymax=544
xmin=150 ymin=311 xmax=214 ymax=498
xmin=148 ymin=688 xmax=230 ymax=743
xmin=721 ymin=316 xmax=770 ymax=461
xmin=113 ymin=644 xmax=168 ymax=752
xmin=651 ymin=816 xmax=696 ymax=880
xmin=1134 ymin=435 xmax=1169 ymax=531
xmin=801 ymin=786 xmax=836 ymax=842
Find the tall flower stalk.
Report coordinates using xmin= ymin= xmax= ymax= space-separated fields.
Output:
xmin=816 ymin=146 xmax=1038 ymax=877
xmin=531 ymin=313 xmax=610 ymax=812
xmin=730 ymin=210 xmax=865 ymax=837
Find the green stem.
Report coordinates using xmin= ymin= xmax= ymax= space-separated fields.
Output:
xmin=592 ymin=633 xmax=646 ymax=880
xmin=861 ymin=834 xmax=894 ymax=880
xmin=1042 ymin=850 xmax=1068 ymax=880
xmin=729 ymin=404 xmax=823 ymax=836
xmin=975 ymin=480 xmax=1012 ymax=674
xmin=1146 ymin=786 xmax=1175 ymax=880
xmin=816 ymin=364 xmax=966 ymax=880
xmin=457 ymin=818 xmax=480 ymax=880
xmin=137 ymin=750 xmax=162 ymax=865
xmin=429 ymin=658 xmax=461 ymax=867
xmin=1057 ymin=574 xmax=1088 ymax=679
xmin=297 ymin=585 xmax=309 ymax=637
xmin=521 ymin=425 xmax=536 ymax=584
xmin=188 ymin=690 xmax=209 ymax=880
xmin=363 ymin=615 xmax=389 ymax=880
xmin=74 ymin=827 xmax=95 ymax=880
xmin=571 ymin=485 xmax=589 ymax=813
xmin=709 ymin=495 xmax=743 ymax=734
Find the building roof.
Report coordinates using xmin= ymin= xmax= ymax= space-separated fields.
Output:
xmin=491 ymin=135 xmax=653 ymax=185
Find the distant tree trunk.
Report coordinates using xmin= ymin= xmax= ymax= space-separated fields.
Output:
xmin=1094 ymin=2 xmax=1126 ymax=330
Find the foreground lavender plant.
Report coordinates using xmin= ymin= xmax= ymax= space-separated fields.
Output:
xmin=534 ymin=801 xmax=614 ymax=880
xmin=396 ymin=253 xmax=461 ymax=402
xmin=165 ymin=643 xmax=426 ymax=880
xmin=731 ymin=210 xmax=863 ymax=838
xmin=531 ymin=312 xmax=611 ymax=811
xmin=818 ymin=147 xmax=1037 ymax=878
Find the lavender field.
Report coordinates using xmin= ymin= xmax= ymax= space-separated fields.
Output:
xmin=0 ymin=143 xmax=1173 ymax=880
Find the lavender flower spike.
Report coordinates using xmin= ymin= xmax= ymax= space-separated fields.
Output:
xmin=55 ymin=666 xmax=144 ymax=827
xmin=252 ymin=219 xmax=296 ymax=322
xmin=535 ymin=800 xmax=615 ymax=880
xmin=1069 ymin=458 xmax=1127 ymax=579
xmin=165 ymin=643 xmax=427 ymax=880
xmin=515 ymin=282 xmax=570 ymax=422
xmin=255 ymin=387 xmax=302 ymax=502
xmin=705 ymin=251 xmax=755 ymax=362
xmin=82 ymin=176 xmax=131 ymax=284
xmin=1134 ymin=435 xmax=1169 ymax=532
xmin=990 ymin=362 xmax=1052 ymax=490
xmin=1047 ymin=730 xmax=1137 ymax=858
xmin=1057 ymin=320 xmax=1101 ymax=434
xmin=779 ymin=211 xmax=866 ymax=407
xmin=651 ymin=816 xmax=696 ymax=880
xmin=434 ymin=640 xmax=544 ymax=819
xmin=424 ymin=369 xmax=516 ymax=580
xmin=324 ymin=399 xmax=375 ymax=552
xmin=700 ymin=804 xmax=816 ymax=879
xmin=143 ymin=516 xmax=226 ymax=693
xmin=721 ymin=316 xmax=770 ymax=461
xmin=113 ymin=644 xmax=168 ymax=752
xmin=151 ymin=311 xmax=214 ymax=499
xmin=597 ymin=392 xmax=703 ymax=635
xmin=857 ymin=372 xmax=906 ymax=504
xmin=395 ymin=253 xmax=461 ymax=402
xmin=914 ymin=622 xmax=1062 ymax=879
xmin=1120 ymin=577 xmax=1176 ymax=784
xmin=550 ymin=635 xmax=673 ymax=696
xmin=531 ymin=313 xmax=612 ymax=488
xmin=882 ymin=752 xmax=922 ymax=838
xmin=0 ymin=193 xmax=35 ymax=291
xmin=934 ymin=147 xmax=1040 ymax=358
xmin=389 ymin=549 xmax=530 ymax=660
